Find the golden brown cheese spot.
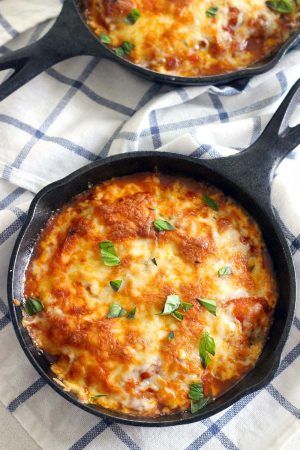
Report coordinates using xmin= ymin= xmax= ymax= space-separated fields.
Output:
xmin=84 ymin=0 xmax=300 ymax=76
xmin=23 ymin=172 xmax=277 ymax=417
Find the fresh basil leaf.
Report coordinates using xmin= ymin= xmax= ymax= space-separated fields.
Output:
xmin=122 ymin=41 xmax=134 ymax=54
xmin=180 ymin=302 xmax=193 ymax=312
xmin=99 ymin=240 xmax=120 ymax=266
xmin=189 ymin=383 xmax=204 ymax=400
xmin=199 ymin=331 xmax=216 ymax=367
xmin=91 ymin=394 xmax=108 ymax=399
xmin=25 ymin=298 xmax=44 ymax=316
xmin=197 ymin=298 xmax=217 ymax=316
xmin=151 ymin=257 xmax=158 ymax=266
xmin=218 ymin=266 xmax=232 ymax=277
xmin=160 ymin=294 xmax=181 ymax=315
xmin=99 ymin=33 xmax=111 ymax=44
xmin=127 ymin=306 xmax=136 ymax=319
xmin=168 ymin=331 xmax=175 ymax=340
xmin=153 ymin=219 xmax=175 ymax=231
xmin=107 ymin=303 xmax=126 ymax=318
xmin=171 ymin=310 xmax=184 ymax=321
xmin=203 ymin=194 xmax=219 ymax=211
xmin=125 ymin=8 xmax=141 ymax=24
xmin=266 ymin=0 xmax=294 ymax=13
xmin=115 ymin=47 xmax=125 ymax=57
xmin=110 ymin=279 xmax=122 ymax=292
xmin=191 ymin=397 xmax=210 ymax=413
xmin=206 ymin=7 xmax=218 ymax=17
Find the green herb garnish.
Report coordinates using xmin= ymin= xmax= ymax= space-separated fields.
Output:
xmin=107 ymin=303 xmax=126 ymax=318
xmin=197 ymin=298 xmax=217 ymax=316
xmin=168 ymin=331 xmax=175 ymax=340
xmin=110 ymin=279 xmax=122 ymax=292
xmin=99 ymin=33 xmax=111 ymax=44
xmin=24 ymin=298 xmax=44 ymax=316
xmin=125 ymin=8 xmax=141 ymax=24
xmin=153 ymin=219 xmax=175 ymax=231
xmin=218 ymin=266 xmax=232 ymax=277
xmin=160 ymin=294 xmax=181 ymax=315
xmin=151 ymin=257 xmax=158 ymax=266
xmin=180 ymin=302 xmax=193 ymax=312
xmin=99 ymin=240 xmax=120 ymax=266
xmin=115 ymin=41 xmax=135 ymax=57
xmin=203 ymin=194 xmax=219 ymax=211
xmin=188 ymin=383 xmax=210 ymax=413
xmin=199 ymin=331 xmax=216 ymax=367
xmin=206 ymin=7 xmax=218 ymax=17
xmin=171 ymin=310 xmax=184 ymax=321
xmin=91 ymin=394 xmax=108 ymax=399
xmin=266 ymin=0 xmax=294 ymax=13
xmin=127 ymin=306 xmax=136 ymax=319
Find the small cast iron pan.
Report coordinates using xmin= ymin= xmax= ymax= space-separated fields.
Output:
xmin=7 ymin=80 xmax=299 ymax=426
xmin=0 ymin=0 xmax=300 ymax=101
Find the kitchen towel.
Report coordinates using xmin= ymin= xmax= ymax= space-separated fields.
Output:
xmin=0 ymin=1 xmax=299 ymax=449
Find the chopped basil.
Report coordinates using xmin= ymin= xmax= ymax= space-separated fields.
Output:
xmin=266 ymin=0 xmax=294 ymax=13
xmin=125 ymin=8 xmax=141 ymax=24
xmin=91 ymin=394 xmax=108 ymax=399
xmin=197 ymin=298 xmax=217 ymax=316
xmin=160 ymin=294 xmax=181 ymax=315
xmin=168 ymin=331 xmax=175 ymax=340
xmin=127 ymin=306 xmax=136 ymax=319
xmin=153 ymin=219 xmax=175 ymax=231
xmin=188 ymin=383 xmax=210 ymax=413
xmin=99 ymin=240 xmax=120 ymax=266
xmin=203 ymin=194 xmax=219 ymax=211
xmin=115 ymin=41 xmax=134 ymax=57
xmin=171 ymin=310 xmax=184 ymax=321
xmin=206 ymin=7 xmax=218 ymax=18
xmin=99 ymin=33 xmax=111 ymax=44
xmin=25 ymin=298 xmax=44 ymax=316
xmin=191 ymin=397 xmax=210 ymax=413
xmin=180 ymin=302 xmax=193 ymax=312
xmin=110 ymin=279 xmax=122 ymax=292
xmin=199 ymin=331 xmax=216 ymax=368
xmin=218 ymin=266 xmax=232 ymax=277
xmin=107 ymin=303 xmax=126 ymax=318
xmin=151 ymin=257 xmax=158 ymax=266
xmin=188 ymin=382 xmax=204 ymax=400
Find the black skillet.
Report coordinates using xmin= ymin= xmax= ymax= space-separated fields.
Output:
xmin=0 ymin=0 xmax=300 ymax=101
xmin=7 ymin=80 xmax=299 ymax=426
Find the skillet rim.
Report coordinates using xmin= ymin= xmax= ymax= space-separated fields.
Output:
xmin=7 ymin=151 xmax=296 ymax=426
xmin=75 ymin=0 xmax=300 ymax=85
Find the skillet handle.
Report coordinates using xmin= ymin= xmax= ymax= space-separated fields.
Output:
xmin=0 ymin=0 xmax=102 ymax=101
xmin=207 ymin=79 xmax=300 ymax=208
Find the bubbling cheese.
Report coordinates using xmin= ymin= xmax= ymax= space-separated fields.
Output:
xmin=84 ymin=0 xmax=300 ymax=76
xmin=23 ymin=172 xmax=277 ymax=417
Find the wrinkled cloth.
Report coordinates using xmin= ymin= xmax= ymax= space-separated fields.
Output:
xmin=0 ymin=1 xmax=299 ymax=449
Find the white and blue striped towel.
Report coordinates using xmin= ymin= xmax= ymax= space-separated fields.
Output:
xmin=0 ymin=1 xmax=299 ymax=449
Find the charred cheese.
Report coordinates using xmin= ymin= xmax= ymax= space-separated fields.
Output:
xmin=84 ymin=0 xmax=300 ymax=76
xmin=24 ymin=173 xmax=277 ymax=417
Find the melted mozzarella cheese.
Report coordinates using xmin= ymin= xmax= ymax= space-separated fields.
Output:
xmin=85 ymin=0 xmax=300 ymax=76
xmin=23 ymin=172 xmax=277 ymax=416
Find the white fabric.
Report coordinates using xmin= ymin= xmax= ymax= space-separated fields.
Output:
xmin=0 ymin=2 xmax=299 ymax=450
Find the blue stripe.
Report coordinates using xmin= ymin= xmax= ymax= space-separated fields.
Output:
xmin=0 ymin=114 xmax=97 ymax=162
xmin=294 ymin=316 xmax=300 ymax=330
xmin=0 ymin=13 xmax=18 ymax=38
xmin=109 ymin=422 xmax=142 ymax=450
xmin=135 ymin=83 xmax=162 ymax=110
xmin=149 ymin=110 xmax=162 ymax=149
xmin=0 ymin=312 xmax=10 ymax=331
xmin=290 ymin=234 xmax=300 ymax=255
xmin=0 ymin=187 xmax=25 ymax=210
xmin=186 ymin=342 xmax=300 ymax=450
xmin=0 ymin=214 xmax=26 ymax=245
xmin=47 ymin=68 xmax=135 ymax=117
xmin=0 ymin=296 xmax=9 ymax=315
xmin=209 ymin=93 xmax=229 ymax=122
xmin=5 ymin=58 xmax=99 ymax=180
xmin=204 ymin=418 xmax=239 ymax=450
xmin=266 ymin=384 xmax=300 ymax=418
xmin=68 ymin=420 xmax=109 ymax=450
xmin=250 ymin=116 xmax=262 ymax=145
xmin=8 ymin=378 xmax=46 ymax=412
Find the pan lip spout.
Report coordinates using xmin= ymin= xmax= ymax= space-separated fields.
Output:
xmin=6 ymin=151 xmax=296 ymax=426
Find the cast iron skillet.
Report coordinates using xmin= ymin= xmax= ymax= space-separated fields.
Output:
xmin=0 ymin=0 xmax=300 ymax=101
xmin=7 ymin=80 xmax=299 ymax=426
